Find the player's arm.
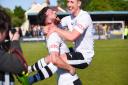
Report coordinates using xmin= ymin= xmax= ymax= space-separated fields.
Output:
xmin=49 ymin=51 xmax=75 ymax=75
xmin=47 ymin=33 xmax=75 ymax=74
xmin=54 ymin=27 xmax=81 ymax=41
xmin=50 ymin=14 xmax=90 ymax=41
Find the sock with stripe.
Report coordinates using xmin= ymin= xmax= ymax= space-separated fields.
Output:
xmin=28 ymin=58 xmax=47 ymax=73
xmin=28 ymin=63 xmax=58 ymax=84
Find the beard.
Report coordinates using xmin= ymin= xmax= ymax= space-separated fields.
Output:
xmin=54 ymin=17 xmax=60 ymax=25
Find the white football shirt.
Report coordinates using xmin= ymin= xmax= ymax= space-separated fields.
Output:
xmin=61 ymin=10 xmax=94 ymax=64
xmin=46 ymin=32 xmax=79 ymax=85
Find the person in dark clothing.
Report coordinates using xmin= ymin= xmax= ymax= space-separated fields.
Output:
xmin=0 ymin=9 xmax=28 ymax=85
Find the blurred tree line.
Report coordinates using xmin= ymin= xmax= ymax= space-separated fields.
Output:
xmin=57 ymin=0 xmax=128 ymax=11
xmin=0 ymin=0 xmax=127 ymax=27
xmin=0 ymin=5 xmax=25 ymax=27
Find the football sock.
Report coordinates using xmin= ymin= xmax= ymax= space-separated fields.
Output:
xmin=28 ymin=58 xmax=47 ymax=73
xmin=28 ymin=63 xmax=58 ymax=84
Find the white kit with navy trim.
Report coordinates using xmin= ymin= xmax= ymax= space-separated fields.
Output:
xmin=60 ymin=10 xmax=94 ymax=64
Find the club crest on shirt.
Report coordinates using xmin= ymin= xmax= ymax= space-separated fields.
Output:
xmin=71 ymin=20 xmax=77 ymax=26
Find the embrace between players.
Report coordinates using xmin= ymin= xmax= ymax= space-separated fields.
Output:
xmin=0 ymin=0 xmax=94 ymax=85
xmin=26 ymin=0 xmax=94 ymax=85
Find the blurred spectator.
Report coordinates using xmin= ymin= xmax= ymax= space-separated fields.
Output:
xmin=124 ymin=26 xmax=128 ymax=39
xmin=0 ymin=9 xmax=27 ymax=85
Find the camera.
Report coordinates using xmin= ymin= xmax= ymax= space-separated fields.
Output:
xmin=10 ymin=28 xmax=22 ymax=36
xmin=5 ymin=28 xmax=17 ymax=41
xmin=10 ymin=28 xmax=17 ymax=34
xmin=5 ymin=28 xmax=22 ymax=42
xmin=10 ymin=28 xmax=22 ymax=37
xmin=2 ymin=29 xmax=17 ymax=51
xmin=2 ymin=28 xmax=22 ymax=51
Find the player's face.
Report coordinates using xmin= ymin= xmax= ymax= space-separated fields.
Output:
xmin=45 ymin=16 xmax=52 ymax=25
xmin=43 ymin=15 xmax=53 ymax=35
xmin=67 ymin=0 xmax=81 ymax=16
xmin=45 ymin=9 xmax=57 ymax=21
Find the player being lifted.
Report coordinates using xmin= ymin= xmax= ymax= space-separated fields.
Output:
xmin=23 ymin=6 xmax=87 ymax=85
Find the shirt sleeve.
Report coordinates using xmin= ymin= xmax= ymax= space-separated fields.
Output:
xmin=60 ymin=16 xmax=69 ymax=29
xmin=74 ymin=13 xmax=91 ymax=34
xmin=47 ymin=33 xmax=61 ymax=53
xmin=61 ymin=17 xmax=68 ymax=27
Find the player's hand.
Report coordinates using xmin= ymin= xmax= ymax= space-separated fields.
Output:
xmin=50 ymin=52 xmax=59 ymax=64
xmin=9 ymin=31 xmax=20 ymax=41
xmin=44 ymin=55 xmax=52 ymax=64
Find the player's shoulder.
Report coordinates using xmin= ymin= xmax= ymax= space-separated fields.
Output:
xmin=61 ymin=15 xmax=71 ymax=21
xmin=47 ymin=32 xmax=61 ymax=42
xmin=77 ymin=10 xmax=91 ymax=20
xmin=60 ymin=16 xmax=71 ymax=26
xmin=50 ymin=32 xmax=59 ymax=37
xmin=79 ymin=10 xmax=90 ymax=17
xmin=50 ymin=32 xmax=61 ymax=40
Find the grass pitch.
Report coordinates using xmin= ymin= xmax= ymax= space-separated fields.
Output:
xmin=16 ymin=39 xmax=128 ymax=85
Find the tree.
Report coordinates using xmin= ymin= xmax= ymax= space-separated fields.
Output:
xmin=14 ymin=6 xmax=25 ymax=19
xmin=109 ymin=0 xmax=128 ymax=10
xmin=86 ymin=0 xmax=112 ymax=11
xmin=0 ymin=5 xmax=13 ymax=17
xmin=13 ymin=6 xmax=25 ymax=27
xmin=57 ymin=0 xmax=67 ymax=9
xmin=0 ymin=5 xmax=26 ymax=27
xmin=85 ymin=0 xmax=128 ymax=11
xmin=81 ymin=0 xmax=92 ymax=10
xmin=11 ymin=16 xmax=23 ymax=27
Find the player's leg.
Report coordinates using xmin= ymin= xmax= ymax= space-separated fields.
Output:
xmin=19 ymin=62 xmax=58 ymax=85
xmin=73 ymin=78 xmax=82 ymax=85
xmin=28 ymin=63 xmax=58 ymax=84
xmin=28 ymin=55 xmax=52 ymax=73
xmin=50 ymin=54 xmax=75 ymax=75
xmin=57 ymin=73 xmax=82 ymax=85
xmin=59 ymin=52 xmax=89 ymax=69
xmin=66 ymin=52 xmax=89 ymax=69
xmin=19 ymin=56 xmax=56 ymax=85
xmin=28 ymin=54 xmax=75 ymax=75
xmin=48 ymin=52 xmax=88 ymax=75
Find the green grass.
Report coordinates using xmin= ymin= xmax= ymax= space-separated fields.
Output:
xmin=15 ymin=39 xmax=128 ymax=85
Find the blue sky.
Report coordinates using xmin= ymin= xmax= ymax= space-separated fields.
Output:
xmin=0 ymin=0 xmax=57 ymax=10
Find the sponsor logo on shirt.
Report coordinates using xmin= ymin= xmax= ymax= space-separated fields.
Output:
xmin=77 ymin=23 xmax=84 ymax=31
xmin=50 ymin=44 xmax=58 ymax=48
